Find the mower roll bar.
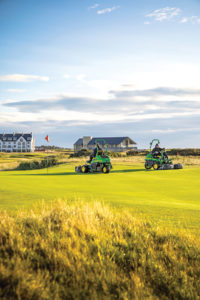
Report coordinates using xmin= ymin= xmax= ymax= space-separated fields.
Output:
xmin=150 ymin=139 xmax=160 ymax=151
xmin=95 ymin=139 xmax=108 ymax=154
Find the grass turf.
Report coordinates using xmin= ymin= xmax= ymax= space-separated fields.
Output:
xmin=0 ymin=161 xmax=200 ymax=234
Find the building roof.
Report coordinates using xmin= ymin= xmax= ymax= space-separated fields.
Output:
xmin=0 ymin=133 xmax=33 ymax=142
xmin=88 ymin=137 xmax=136 ymax=145
xmin=74 ymin=138 xmax=83 ymax=146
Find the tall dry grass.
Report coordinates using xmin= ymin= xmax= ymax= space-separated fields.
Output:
xmin=0 ymin=201 xmax=200 ymax=299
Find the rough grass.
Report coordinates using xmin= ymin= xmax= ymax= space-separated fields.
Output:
xmin=0 ymin=201 xmax=200 ymax=300
xmin=0 ymin=152 xmax=67 ymax=171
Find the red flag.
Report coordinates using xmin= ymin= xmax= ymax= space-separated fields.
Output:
xmin=45 ymin=135 xmax=49 ymax=143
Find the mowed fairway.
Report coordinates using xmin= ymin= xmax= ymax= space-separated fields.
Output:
xmin=0 ymin=161 xmax=200 ymax=233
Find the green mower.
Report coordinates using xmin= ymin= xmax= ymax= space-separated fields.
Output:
xmin=145 ymin=139 xmax=183 ymax=170
xmin=75 ymin=139 xmax=112 ymax=174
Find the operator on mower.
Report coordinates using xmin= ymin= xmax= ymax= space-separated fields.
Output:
xmin=88 ymin=143 xmax=104 ymax=163
xmin=152 ymin=144 xmax=168 ymax=159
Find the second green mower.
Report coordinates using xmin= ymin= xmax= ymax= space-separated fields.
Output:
xmin=145 ymin=139 xmax=183 ymax=170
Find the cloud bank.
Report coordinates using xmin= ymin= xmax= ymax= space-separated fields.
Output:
xmin=3 ymin=87 xmax=200 ymax=122
xmin=0 ymin=74 xmax=49 ymax=82
xmin=1 ymin=85 xmax=200 ymax=147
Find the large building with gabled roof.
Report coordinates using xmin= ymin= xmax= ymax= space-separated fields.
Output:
xmin=74 ymin=136 xmax=137 ymax=153
xmin=0 ymin=133 xmax=35 ymax=152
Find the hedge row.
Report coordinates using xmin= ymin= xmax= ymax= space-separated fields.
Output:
xmin=167 ymin=148 xmax=200 ymax=156
xmin=17 ymin=157 xmax=58 ymax=170
xmin=70 ymin=149 xmax=124 ymax=158
xmin=70 ymin=148 xmax=200 ymax=158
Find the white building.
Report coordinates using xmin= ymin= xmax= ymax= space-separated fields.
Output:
xmin=0 ymin=133 xmax=35 ymax=152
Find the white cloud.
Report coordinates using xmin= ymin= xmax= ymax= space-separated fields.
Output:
xmin=88 ymin=3 xmax=99 ymax=10
xmin=146 ymin=7 xmax=200 ymax=25
xmin=6 ymin=89 xmax=25 ymax=93
xmin=191 ymin=16 xmax=198 ymax=24
xmin=146 ymin=7 xmax=181 ymax=22
xmin=64 ymin=74 xmax=70 ymax=79
xmin=97 ymin=6 xmax=119 ymax=15
xmin=152 ymin=127 xmax=200 ymax=134
xmin=76 ymin=74 xmax=87 ymax=81
xmin=180 ymin=16 xmax=200 ymax=24
xmin=0 ymin=74 xmax=49 ymax=82
xmin=180 ymin=17 xmax=188 ymax=23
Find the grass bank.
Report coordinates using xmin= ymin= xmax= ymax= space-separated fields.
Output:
xmin=0 ymin=201 xmax=200 ymax=300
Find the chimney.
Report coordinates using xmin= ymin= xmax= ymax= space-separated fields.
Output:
xmin=83 ymin=136 xmax=92 ymax=149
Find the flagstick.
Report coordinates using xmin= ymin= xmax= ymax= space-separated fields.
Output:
xmin=47 ymin=145 xmax=48 ymax=174
xmin=46 ymin=136 xmax=49 ymax=174
xmin=45 ymin=135 xmax=49 ymax=174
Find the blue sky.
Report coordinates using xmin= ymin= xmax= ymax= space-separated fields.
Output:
xmin=1 ymin=0 xmax=200 ymax=148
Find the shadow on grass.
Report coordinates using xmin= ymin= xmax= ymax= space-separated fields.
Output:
xmin=112 ymin=169 xmax=145 ymax=173
xmin=14 ymin=171 xmax=79 ymax=176
xmin=13 ymin=168 xmax=146 ymax=176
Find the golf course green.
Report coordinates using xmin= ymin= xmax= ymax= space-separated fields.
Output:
xmin=1 ymin=161 xmax=200 ymax=233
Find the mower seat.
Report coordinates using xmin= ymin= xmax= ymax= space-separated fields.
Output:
xmin=152 ymin=154 xmax=161 ymax=158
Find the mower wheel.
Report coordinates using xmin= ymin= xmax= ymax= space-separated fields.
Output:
xmin=102 ymin=166 xmax=110 ymax=174
xmin=174 ymin=163 xmax=183 ymax=169
xmin=145 ymin=162 xmax=151 ymax=170
xmin=153 ymin=162 xmax=160 ymax=170
xmin=75 ymin=166 xmax=82 ymax=173
xmin=81 ymin=165 xmax=88 ymax=173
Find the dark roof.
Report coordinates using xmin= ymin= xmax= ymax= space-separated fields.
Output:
xmin=88 ymin=137 xmax=136 ymax=145
xmin=0 ymin=133 xmax=33 ymax=142
xmin=74 ymin=138 xmax=83 ymax=146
